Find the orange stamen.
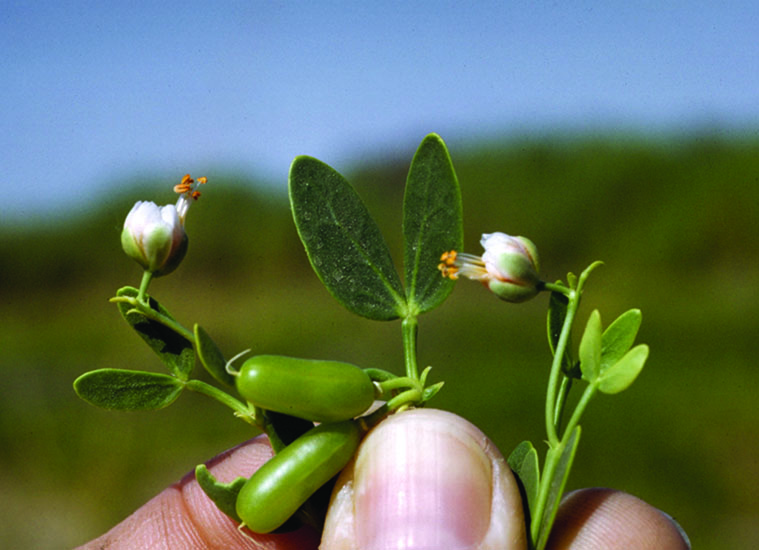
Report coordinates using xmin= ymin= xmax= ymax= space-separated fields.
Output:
xmin=438 ymin=251 xmax=460 ymax=279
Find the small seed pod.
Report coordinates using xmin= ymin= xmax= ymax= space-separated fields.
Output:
xmin=235 ymin=355 xmax=375 ymax=422
xmin=236 ymin=419 xmax=364 ymax=534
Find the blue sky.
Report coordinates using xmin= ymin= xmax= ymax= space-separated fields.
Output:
xmin=3 ymin=1 xmax=758 ymax=220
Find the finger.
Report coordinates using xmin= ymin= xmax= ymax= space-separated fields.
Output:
xmin=78 ymin=435 xmax=321 ymax=550
xmin=546 ymin=488 xmax=690 ymax=550
xmin=321 ymin=408 xmax=527 ymax=550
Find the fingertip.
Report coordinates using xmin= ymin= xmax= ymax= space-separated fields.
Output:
xmin=321 ymin=409 xmax=527 ymax=550
xmin=546 ymin=488 xmax=690 ymax=550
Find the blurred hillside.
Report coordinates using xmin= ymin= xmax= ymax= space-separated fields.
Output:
xmin=1 ymin=135 xmax=758 ymax=549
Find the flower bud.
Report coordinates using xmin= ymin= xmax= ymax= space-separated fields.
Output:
xmin=438 ymin=232 xmax=541 ymax=303
xmin=120 ymin=174 xmax=205 ymax=276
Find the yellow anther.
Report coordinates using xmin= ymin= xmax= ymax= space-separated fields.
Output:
xmin=437 ymin=261 xmax=459 ymax=279
xmin=439 ymin=250 xmax=458 ymax=265
xmin=174 ymin=174 xmax=207 ymax=196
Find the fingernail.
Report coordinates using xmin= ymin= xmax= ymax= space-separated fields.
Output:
xmin=353 ymin=409 xmax=493 ymax=550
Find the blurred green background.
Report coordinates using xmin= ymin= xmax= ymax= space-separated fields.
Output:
xmin=2 ymin=135 xmax=758 ymax=549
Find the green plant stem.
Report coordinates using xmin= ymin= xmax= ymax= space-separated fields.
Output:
xmin=553 ymin=376 xmax=572 ymax=430
xmin=532 ymin=261 xmax=603 ymax=548
xmin=185 ymin=379 xmax=255 ymax=424
xmin=543 ymin=261 xmax=601 ymax=445
xmin=402 ymin=316 xmax=419 ymax=381
xmin=378 ymin=376 xmax=420 ymax=393
xmin=561 ymin=383 xmax=597 ymax=442
xmin=540 ymin=281 xmax=571 ymax=296
xmin=534 ymin=284 xmax=580 ymax=545
xmin=544 ymin=288 xmax=579 ymax=446
xmin=387 ymin=388 xmax=423 ymax=411
xmin=137 ymin=270 xmax=153 ymax=303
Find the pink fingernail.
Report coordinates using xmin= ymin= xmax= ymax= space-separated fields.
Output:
xmin=353 ymin=410 xmax=493 ymax=550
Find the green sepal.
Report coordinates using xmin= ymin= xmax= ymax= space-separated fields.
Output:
xmin=508 ymin=440 xmax=540 ymax=538
xmin=73 ymin=368 xmax=184 ymax=410
xmin=536 ymin=426 xmax=581 ymax=550
xmin=422 ymin=381 xmax=445 ymax=402
xmin=115 ymin=286 xmax=194 ymax=381
xmin=195 ymin=464 xmax=246 ymax=523
xmin=289 ymin=156 xmax=406 ymax=321
xmin=403 ymin=134 xmax=463 ymax=315
xmin=194 ymin=324 xmax=235 ymax=387
xmin=578 ymin=310 xmax=602 ymax=383
xmin=600 ymin=309 xmax=642 ymax=373
xmin=599 ymin=344 xmax=649 ymax=394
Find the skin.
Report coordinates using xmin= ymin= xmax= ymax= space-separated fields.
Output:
xmin=79 ymin=409 xmax=689 ymax=550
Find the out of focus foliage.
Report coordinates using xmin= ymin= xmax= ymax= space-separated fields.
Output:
xmin=1 ymin=135 xmax=757 ymax=549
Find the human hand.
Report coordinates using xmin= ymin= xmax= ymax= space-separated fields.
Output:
xmin=79 ymin=409 xmax=689 ymax=550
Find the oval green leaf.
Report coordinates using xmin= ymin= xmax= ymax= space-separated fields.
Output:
xmin=115 ymin=286 xmax=194 ymax=380
xmin=289 ymin=156 xmax=406 ymax=320
xmin=600 ymin=309 xmax=642 ymax=373
xmin=194 ymin=324 xmax=235 ymax=387
xmin=403 ymin=134 xmax=463 ymax=314
xmin=578 ymin=310 xmax=602 ymax=383
xmin=73 ymin=368 xmax=184 ymax=410
xmin=599 ymin=344 xmax=649 ymax=394
xmin=508 ymin=440 xmax=541 ymax=524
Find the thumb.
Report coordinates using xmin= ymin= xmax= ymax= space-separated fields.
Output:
xmin=321 ymin=408 xmax=527 ymax=550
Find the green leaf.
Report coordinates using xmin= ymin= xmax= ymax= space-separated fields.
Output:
xmin=600 ymin=309 xmax=642 ymax=373
xmin=599 ymin=344 xmax=649 ymax=394
xmin=73 ymin=368 xmax=184 ymax=410
xmin=403 ymin=134 xmax=463 ymax=314
xmin=195 ymin=464 xmax=247 ymax=523
xmin=578 ymin=310 xmax=602 ymax=383
xmin=115 ymin=287 xmax=194 ymax=380
xmin=289 ymin=156 xmax=406 ymax=320
xmin=508 ymin=440 xmax=540 ymax=527
xmin=536 ymin=426 xmax=581 ymax=550
xmin=194 ymin=324 xmax=235 ymax=387
xmin=547 ymin=290 xmax=576 ymax=375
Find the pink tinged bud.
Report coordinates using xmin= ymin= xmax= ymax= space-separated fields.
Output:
xmin=438 ymin=232 xmax=541 ymax=303
xmin=120 ymin=201 xmax=188 ymax=276
xmin=120 ymin=175 xmax=206 ymax=277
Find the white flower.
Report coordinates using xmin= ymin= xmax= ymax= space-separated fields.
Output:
xmin=439 ymin=232 xmax=541 ymax=303
xmin=120 ymin=174 xmax=206 ymax=276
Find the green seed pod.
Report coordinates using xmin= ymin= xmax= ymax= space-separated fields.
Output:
xmin=235 ymin=355 xmax=375 ymax=422
xmin=236 ymin=419 xmax=364 ymax=533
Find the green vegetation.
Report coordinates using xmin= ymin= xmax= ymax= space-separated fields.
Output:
xmin=1 ymin=135 xmax=757 ymax=548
